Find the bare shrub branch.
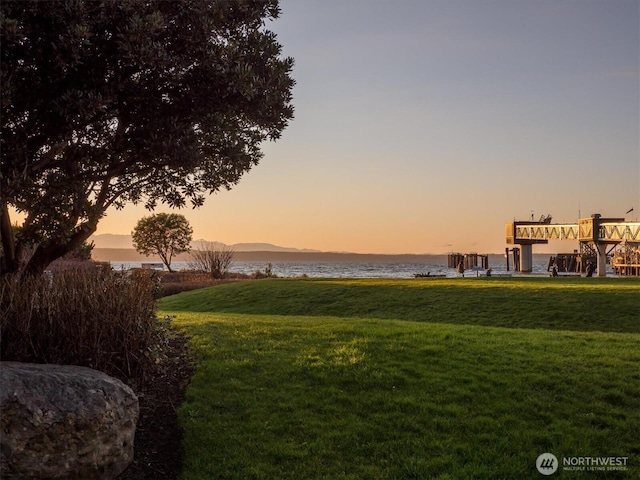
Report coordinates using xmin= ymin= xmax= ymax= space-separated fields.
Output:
xmin=188 ymin=242 xmax=235 ymax=279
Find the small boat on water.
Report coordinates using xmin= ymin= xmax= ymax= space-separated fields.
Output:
xmin=414 ymin=272 xmax=447 ymax=278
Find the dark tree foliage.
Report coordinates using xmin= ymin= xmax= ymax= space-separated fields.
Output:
xmin=0 ymin=0 xmax=294 ymax=277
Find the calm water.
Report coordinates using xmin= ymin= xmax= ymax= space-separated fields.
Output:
xmin=109 ymin=255 xmax=587 ymax=278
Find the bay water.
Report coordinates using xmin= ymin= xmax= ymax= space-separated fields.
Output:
xmin=109 ymin=254 xmax=582 ymax=278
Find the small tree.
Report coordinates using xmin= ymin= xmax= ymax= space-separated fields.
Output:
xmin=188 ymin=241 xmax=234 ymax=279
xmin=132 ymin=213 xmax=192 ymax=272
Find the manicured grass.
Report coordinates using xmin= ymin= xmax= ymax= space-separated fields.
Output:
xmin=161 ymin=277 xmax=640 ymax=333
xmin=160 ymin=278 xmax=640 ymax=479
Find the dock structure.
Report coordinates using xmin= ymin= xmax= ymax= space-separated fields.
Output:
xmin=611 ymin=244 xmax=640 ymax=276
xmin=546 ymin=253 xmax=596 ymax=274
xmin=448 ymin=253 xmax=489 ymax=270
xmin=506 ymin=214 xmax=640 ymax=276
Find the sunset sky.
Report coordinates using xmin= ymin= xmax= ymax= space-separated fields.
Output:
xmin=94 ymin=0 xmax=640 ymax=254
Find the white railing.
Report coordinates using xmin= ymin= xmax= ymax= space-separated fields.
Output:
xmin=514 ymin=222 xmax=640 ymax=243
xmin=598 ymin=223 xmax=640 ymax=242
xmin=515 ymin=224 xmax=579 ymax=241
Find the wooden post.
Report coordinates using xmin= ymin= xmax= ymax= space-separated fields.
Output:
xmin=513 ymin=248 xmax=520 ymax=271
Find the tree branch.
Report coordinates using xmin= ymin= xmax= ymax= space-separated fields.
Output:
xmin=28 ymin=142 xmax=68 ymax=174
xmin=21 ymin=217 xmax=100 ymax=279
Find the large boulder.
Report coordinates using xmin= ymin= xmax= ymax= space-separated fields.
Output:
xmin=0 ymin=361 xmax=139 ymax=480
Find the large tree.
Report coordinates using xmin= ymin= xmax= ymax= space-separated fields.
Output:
xmin=0 ymin=0 xmax=294 ymax=277
xmin=132 ymin=213 xmax=192 ymax=272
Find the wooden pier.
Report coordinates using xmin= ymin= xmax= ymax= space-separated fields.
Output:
xmin=505 ymin=247 xmax=520 ymax=272
xmin=547 ymin=253 xmax=597 ymax=274
xmin=448 ymin=253 xmax=489 ymax=270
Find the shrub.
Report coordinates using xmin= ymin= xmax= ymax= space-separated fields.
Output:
xmin=188 ymin=242 xmax=234 ymax=279
xmin=251 ymin=263 xmax=277 ymax=279
xmin=160 ymin=270 xmax=223 ymax=297
xmin=0 ymin=267 xmax=161 ymax=381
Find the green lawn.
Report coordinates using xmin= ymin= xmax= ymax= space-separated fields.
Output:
xmin=160 ymin=277 xmax=640 ymax=480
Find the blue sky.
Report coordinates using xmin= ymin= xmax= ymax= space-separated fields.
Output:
xmin=97 ymin=0 xmax=640 ymax=253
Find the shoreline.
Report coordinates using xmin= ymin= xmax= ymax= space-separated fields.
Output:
xmin=92 ymin=248 xmax=552 ymax=264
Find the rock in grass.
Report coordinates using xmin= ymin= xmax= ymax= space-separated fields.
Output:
xmin=0 ymin=361 xmax=139 ymax=480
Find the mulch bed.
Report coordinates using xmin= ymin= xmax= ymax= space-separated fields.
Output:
xmin=118 ymin=334 xmax=195 ymax=480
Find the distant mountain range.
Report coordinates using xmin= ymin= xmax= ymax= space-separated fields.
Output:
xmin=89 ymin=234 xmax=321 ymax=253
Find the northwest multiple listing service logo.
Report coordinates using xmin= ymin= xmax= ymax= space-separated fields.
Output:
xmin=536 ymin=453 xmax=630 ymax=475
xmin=536 ymin=453 xmax=559 ymax=475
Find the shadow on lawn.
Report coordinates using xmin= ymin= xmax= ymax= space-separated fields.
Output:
xmin=159 ymin=279 xmax=640 ymax=334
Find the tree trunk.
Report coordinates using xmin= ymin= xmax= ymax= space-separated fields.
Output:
xmin=0 ymin=202 xmax=20 ymax=275
xmin=20 ymin=222 xmax=98 ymax=279
xmin=158 ymin=252 xmax=173 ymax=272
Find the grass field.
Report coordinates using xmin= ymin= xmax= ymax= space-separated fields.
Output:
xmin=159 ymin=277 xmax=640 ymax=480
